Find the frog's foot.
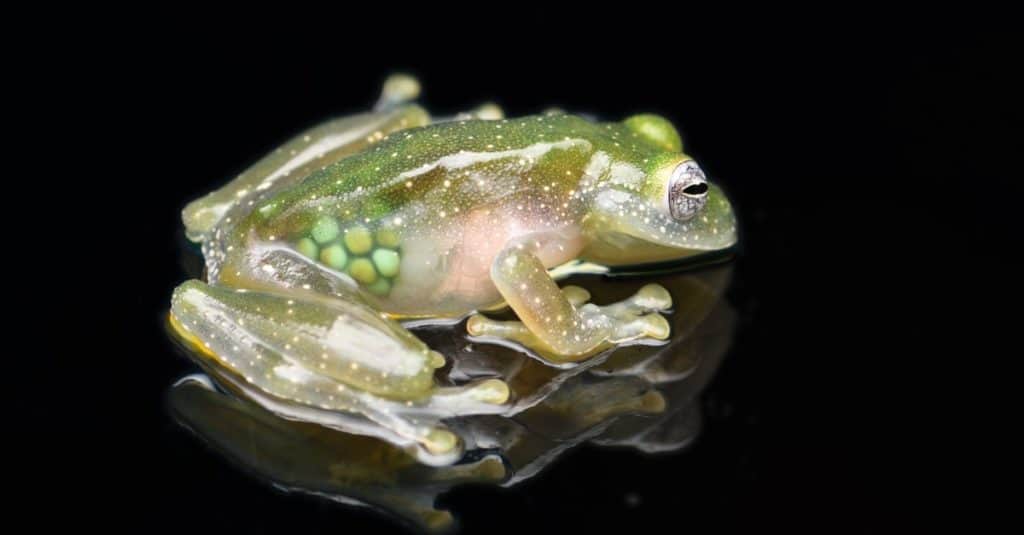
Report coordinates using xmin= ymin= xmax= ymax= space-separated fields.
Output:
xmin=170 ymin=280 xmax=509 ymax=463
xmin=467 ymin=273 xmax=673 ymax=364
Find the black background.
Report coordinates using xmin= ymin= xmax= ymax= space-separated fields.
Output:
xmin=21 ymin=16 xmax=1017 ymax=534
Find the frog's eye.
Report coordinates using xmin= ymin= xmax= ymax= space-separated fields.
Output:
xmin=667 ymin=160 xmax=709 ymax=221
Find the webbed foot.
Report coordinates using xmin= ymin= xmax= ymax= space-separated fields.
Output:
xmin=467 ymin=283 xmax=672 ymax=364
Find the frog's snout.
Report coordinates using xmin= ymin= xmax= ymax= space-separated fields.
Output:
xmin=667 ymin=160 xmax=710 ymax=221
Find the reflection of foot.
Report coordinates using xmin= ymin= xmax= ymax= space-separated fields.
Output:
xmin=169 ymin=375 xmax=507 ymax=533
xmin=467 ymin=284 xmax=673 ymax=362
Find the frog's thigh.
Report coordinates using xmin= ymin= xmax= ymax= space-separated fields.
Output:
xmin=184 ymin=83 xmax=429 ymax=239
xmin=468 ymin=248 xmax=673 ymax=363
xmin=170 ymin=280 xmax=508 ymax=457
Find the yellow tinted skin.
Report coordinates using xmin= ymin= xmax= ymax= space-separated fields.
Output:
xmin=170 ymin=76 xmax=737 ymax=462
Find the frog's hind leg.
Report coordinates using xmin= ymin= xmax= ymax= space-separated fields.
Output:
xmin=183 ymin=78 xmax=430 ymax=241
xmin=169 ymin=280 xmax=509 ymax=463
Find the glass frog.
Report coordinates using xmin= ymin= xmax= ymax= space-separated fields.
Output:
xmin=169 ymin=75 xmax=737 ymax=462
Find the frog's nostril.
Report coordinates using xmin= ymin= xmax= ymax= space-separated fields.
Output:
xmin=683 ymin=183 xmax=708 ymax=196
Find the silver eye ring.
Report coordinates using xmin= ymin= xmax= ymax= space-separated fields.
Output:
xmin=667 ymin=160 xmax=709 ymax=221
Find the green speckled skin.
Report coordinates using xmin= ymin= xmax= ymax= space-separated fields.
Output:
xmin=213 ymin=113 xmax=735 ymax=315
xmin=169 ymin=76 xmax=737 ymax=462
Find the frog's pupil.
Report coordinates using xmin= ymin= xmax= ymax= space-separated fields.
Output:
xmin=683 ymin=183 xmax=708 ymax=196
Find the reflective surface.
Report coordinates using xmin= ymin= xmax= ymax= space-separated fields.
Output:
xmin=168 ymin=263 xmax=735 ymax=531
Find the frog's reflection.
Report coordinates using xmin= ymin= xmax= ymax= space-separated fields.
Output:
xmin=168 ymin=263 xmax=735 ymax=532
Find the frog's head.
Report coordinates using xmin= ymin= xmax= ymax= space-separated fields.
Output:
xmin=583 ymin=115 xmax=737 ymax=266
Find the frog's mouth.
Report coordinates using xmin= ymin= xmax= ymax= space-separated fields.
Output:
xmin=580 ymin=232 xmax=737 ymax=274
xmin=605 ymin=246 xmax=736 ymax=276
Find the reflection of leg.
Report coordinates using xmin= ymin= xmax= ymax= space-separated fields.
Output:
xmin=467 ymin=246 xmax=672 ymax=363
xmin=540 ymin=376 xmax=666 ymax=429
xmin=170 ymin=280 xmax=508 ymax=458
xmin=169 ymin=376 xmax=504 ymax=531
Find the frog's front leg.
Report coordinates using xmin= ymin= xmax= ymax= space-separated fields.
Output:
xmin=169 ymin=280 xmax=509 ymax=461
xmin=467 ymin=245 xmax=672 ymax=364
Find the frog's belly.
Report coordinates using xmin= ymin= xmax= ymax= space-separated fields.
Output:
xmin=380 ymin=208 xmax=582 ymax=317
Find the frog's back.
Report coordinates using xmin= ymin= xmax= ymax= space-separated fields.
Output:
xmin=223 ymin=114 xmax=663 ymax=315
xmin=264 ymin=114 xmax=659 ymax=210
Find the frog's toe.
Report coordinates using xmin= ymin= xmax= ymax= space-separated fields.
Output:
xmin=561 ymin=285 xmax=592 ymax=306
xmin=467 ymin=378 xmax=511 ymax=405
xmin=423 ymin=428 xmax=460 ymax=455
xmin=466 ymin=314 xmax=543 ymax=351
xmin=604 ymin=283 xmax=673 ymax=317
xmin=467 ymin=314 xmax=522 ymax=338
xmin=597 ymin=284 xmax=673 ymax=342
xmin=632 ymin=283 xmax=673 ymax=311
xmin=435 ymin=378 xmax=511 ymax=406
xmin=376 ymin=73 xmax=421 ymax=110
xmin=610 ymin=312 xmax=671 ymax=342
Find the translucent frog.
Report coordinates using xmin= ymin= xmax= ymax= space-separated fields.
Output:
xmin=169 ymin=75 xmax=737 ymax=461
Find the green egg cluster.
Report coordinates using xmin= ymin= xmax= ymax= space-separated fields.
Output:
xmin=295 ymin=215 xmax=402 ymax=296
